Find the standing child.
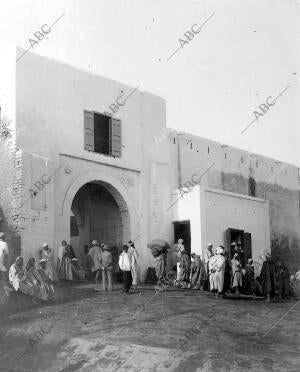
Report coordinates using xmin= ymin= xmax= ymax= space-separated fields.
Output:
xmin=119 ymin=245 xmax=132 ymax=294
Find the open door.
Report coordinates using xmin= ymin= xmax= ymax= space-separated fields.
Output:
xmin=173 ymin=220 xmax=191 ymax=254
xmin=225 ymin=229 xmax=231 ymax=257
xmin=243 ymin=232 xmax=252 ymax=264
xmin=225 ymin=228 xmax=252 ymax=267
xmin=225 ymin=228 xmax=244 ymax=261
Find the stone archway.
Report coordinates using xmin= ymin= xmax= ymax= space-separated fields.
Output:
xmin=69 ymin=181 xmax=130 ymax=259
xmin=59 ymin=171 xmax=139 ymax=254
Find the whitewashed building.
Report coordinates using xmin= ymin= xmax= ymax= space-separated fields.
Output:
xmin=0 ymin=49 xmax=299 ymax=280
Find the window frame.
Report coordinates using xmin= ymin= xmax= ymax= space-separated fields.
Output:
xmin=84 ymin=110 xmax=122 ymax=158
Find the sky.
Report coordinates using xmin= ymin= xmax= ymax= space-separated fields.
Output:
xmin=1 ymin=0 xmax=300 ymax=166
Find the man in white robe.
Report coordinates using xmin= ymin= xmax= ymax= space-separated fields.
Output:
xmin=209 ymin=246 xmax=225 ymax=298
xmin=119 ymin=245 xmax=132 ymax=294
xmin=127 ymin=240 xmax=139 ymax=291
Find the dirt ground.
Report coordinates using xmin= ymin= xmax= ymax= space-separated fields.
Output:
xmin=0 ymin=283 xmax=299 ymax=372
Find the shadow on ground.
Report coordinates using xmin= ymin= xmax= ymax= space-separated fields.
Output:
xmin=0 ymin=283 xmax=299 ymax=372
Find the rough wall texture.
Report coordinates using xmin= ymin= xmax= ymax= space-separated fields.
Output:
xmin=175 ymin=134 xmax=300 ymax=274
xmin=221 ymin=173 xmax=300 ymax=273
xmin=18 ymin=152 xmax=57 ymax=264
xmin=0 ymin=135 xmax=23 ymax=263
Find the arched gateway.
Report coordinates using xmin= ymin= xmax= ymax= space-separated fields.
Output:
xmin=58 ymin=170 xmax=138 ymax=264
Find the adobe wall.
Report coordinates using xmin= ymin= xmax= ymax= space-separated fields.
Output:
xmin=170 ymin=134 xmax=300 ymax=273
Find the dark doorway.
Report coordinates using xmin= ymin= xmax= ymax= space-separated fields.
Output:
xmin=173 ymin=220 xmax=191 ymax=254
xmin=225 ymin=228 xmax=252 ymax=267
xmin=70 ymin=182 xmax=123 ymax=272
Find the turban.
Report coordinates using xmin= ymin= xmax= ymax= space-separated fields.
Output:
xmin=216 ymin=246 xmax=224 ymax=255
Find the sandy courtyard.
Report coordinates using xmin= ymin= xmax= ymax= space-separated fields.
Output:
xmin=0 ymin=283 xmax=299 ymax=372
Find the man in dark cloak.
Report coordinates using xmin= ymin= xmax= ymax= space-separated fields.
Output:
xmin=190 ymin=253 xmax=207 ymax=290
xmin=244 ymin=258 xmax=255 ymax=295
xmin=149 ymin=240 xmax=169 ymax=286
xmin=179 ymin=248 xmax=191 ymax=288
xmin=260 ymin=253 xmax=277 ymax=302
xmin=276 ymin=260 xmax=290 ymax=299
xmin=223 ymin=252 xmax=232 ymax=294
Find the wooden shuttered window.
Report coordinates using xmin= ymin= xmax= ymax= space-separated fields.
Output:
xmin=84 ymin=110 xmax=121 ymax=157
xmin=84 ymin=110 xmax=94 ymax=151
xmin=111 ymin=117 xmax=121 ymax=157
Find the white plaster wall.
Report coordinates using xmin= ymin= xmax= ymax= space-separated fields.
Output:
xmin=171 ymin=187 xmax=201 ymax=256
xmin=15 ymin=48 xmax=166 ymax=173
xmin=20 ymin=152 xmax=56 ymax=265
xmin=15 ymin=49 xmax=171 ymax=280
xmin=202 ymin=187 xmax=270 ymax=275
xmin=170 ymin=134 xmax=300 ymax=269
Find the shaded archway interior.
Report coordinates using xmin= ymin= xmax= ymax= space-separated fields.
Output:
xmin=70 ymin=181 xmax=130 ymax=263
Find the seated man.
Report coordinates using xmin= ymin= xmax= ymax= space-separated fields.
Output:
xmin=38 ymin=259 xmax=55 ymax=300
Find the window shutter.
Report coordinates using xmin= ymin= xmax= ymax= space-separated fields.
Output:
xmin=84 ymin=110 xmax=94 ymax=151
xmin=225 ymin=229 xmax=232 ymax=259
xmin=111 ymin=117 xmax=121 ymax=157
xmin=243 ymin=232 xmax=252 ymax=265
